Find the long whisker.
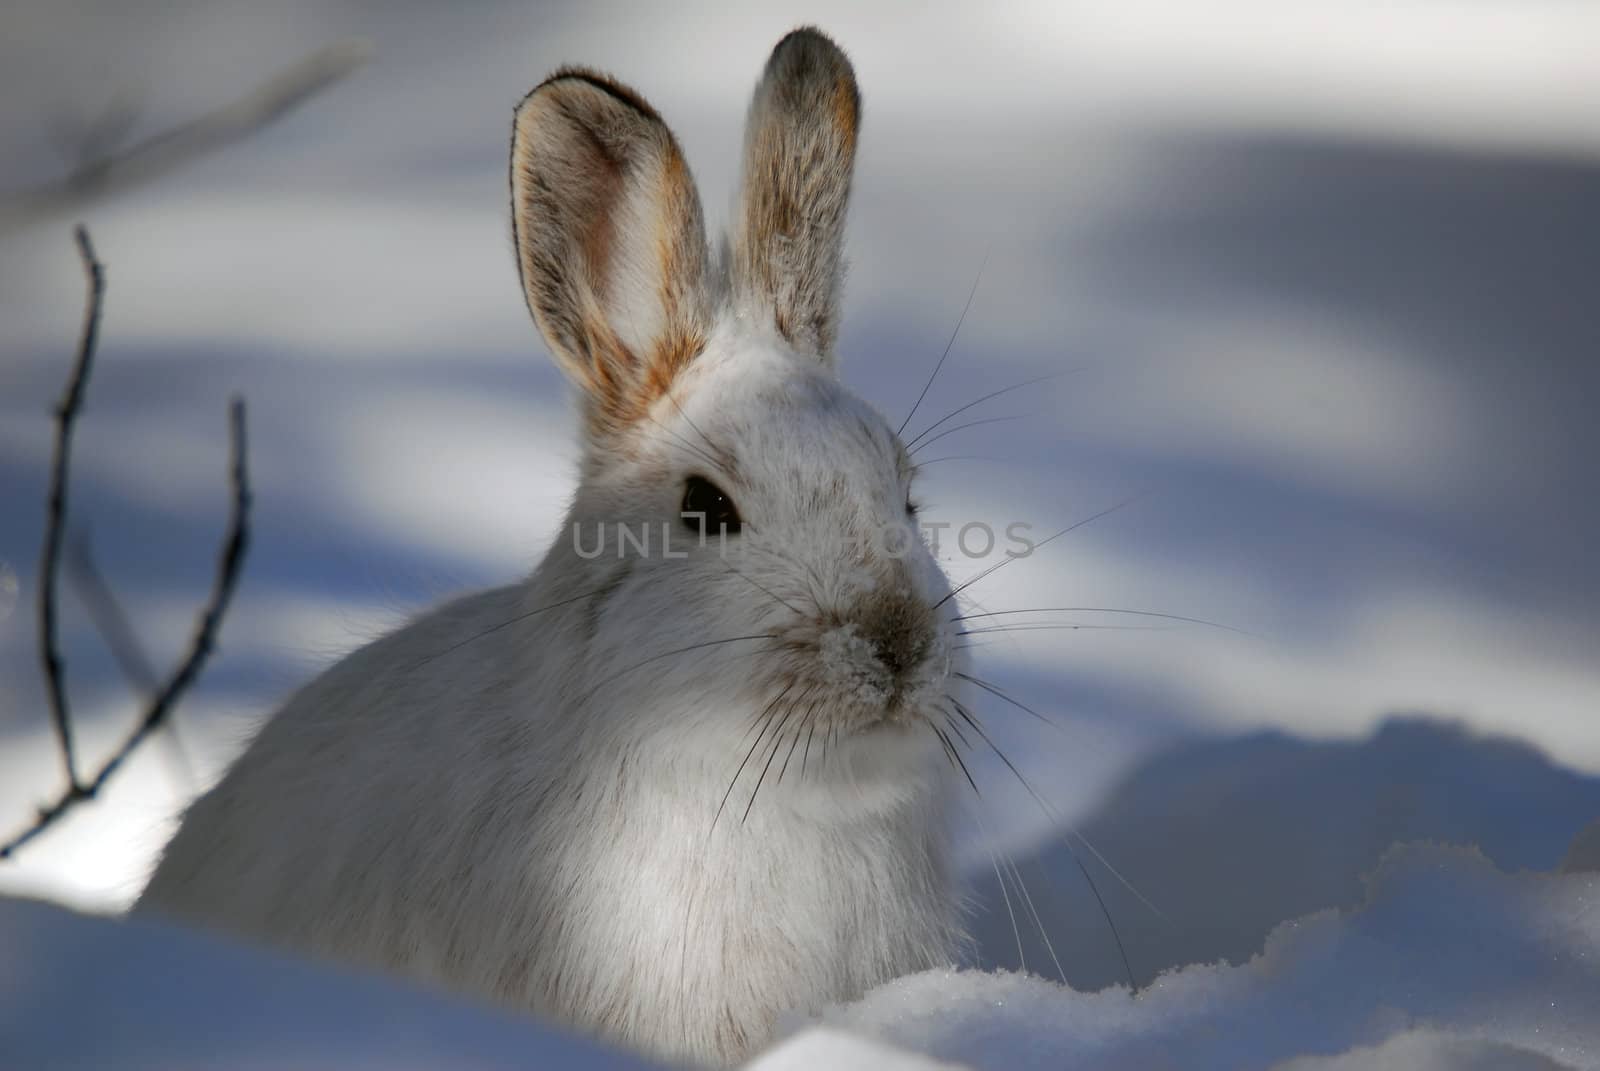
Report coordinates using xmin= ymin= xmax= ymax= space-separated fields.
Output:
xmin=946 ymin=696 xmax=1139 ymax=989
xmin=411 ymin=582 xmax=644 ymax=670
xmin=800 ymin=718 xmax=819 ymax=781
xmin=968 ymin=799 xmax=1066 ymax=984
xmin=966 ymin=797 xmax=1025 ymax=974
xmin=712 ymin=680 xmax=797 ymax=835
xmin=958 ymin=624 xmax=1178 ymax=637
xmin=934 ymin=491 xmax=1151 ymax=611
xmin=649 ymin=413 xmax=725 ymax=475
xmin=939 ymin=707 xmax=975 ymax=753
xmin=931 ymin=721 xmax=979 ymax=796
xmin=740 ymin=534 xmax=832 ymax=613
xmin=908 ymin=414 xmax=1028 ymax=457
xmin=950 ymin=677 xmax=1173 ymax=928
xmin=988 ymin=843 xmax=1027 ymax=974
xmin=897 ymin=256 xmax=987 ymax=438
xmin=580 ymin=634 xmax=777 ymax=709
xmin=905 ymin=370 xmax=1072 ymax=452
xmin=954 ymin=671 xmax=1067 ymax=735
xmin=954 ymin=606 xmax=1248 ymax=635
xmin=742 ymin=699 xmax=802 ymax=825
xmin=944 ymin=697 xmax=1048 ymax=804
xmin=722 ymin=559 xmax=803 ymax=615
xmin=951 ymin=690 xmax=1169 ymax=924
xmin=777 ymin=716 xmax=808 ymax=784
xmin=1006 ymin=852 xmax=1067 ymax=984
xmin=937 ymin=709 xmax=1061 ymax=982
xmin=663 ymin=391 xmax=734 ymax=474
xmin=913 ymin=454 xmax=1004 ymax=469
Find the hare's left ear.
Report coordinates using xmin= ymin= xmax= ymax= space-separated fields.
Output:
xmin=511 ymin=69 xmax=711 ymax=437
xmin=730 ymin=28 xmax=861 ymax=368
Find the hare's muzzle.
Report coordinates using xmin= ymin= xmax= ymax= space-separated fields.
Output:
xmin=805 ymin=586 xmax=945 ymax=728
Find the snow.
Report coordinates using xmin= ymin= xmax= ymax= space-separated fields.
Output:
xmin=748 ymin=1028 xmax=962 ymax=1071
xmin=819 ymin=845 xmax=1599 ymax=1070
xmin=5 ymin=719 xmax=1598 ymax=1070
xmin=4 ymin=839 xmax=1595 ymax=1070
xmin=1276 ymin=1032 xmax=1578 ymax=1071
xmin=0 ymin=893 xmax=661 ymax=1071
xmin=962 ymin=718 xmax=1600 ymax=992
xmin=1567 ymin=822 xmax=1600 ymax=876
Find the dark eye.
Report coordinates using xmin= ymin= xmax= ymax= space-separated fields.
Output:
xmin=906 ymin=495 xmax=920 ymax=517
xmin=681 ymin=475 xmax=742 ymax=536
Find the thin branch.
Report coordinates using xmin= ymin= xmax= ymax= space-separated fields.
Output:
xmin=36 ymin=224 xmax=103 ymax=792
xmin=1 ymin=230 xmax=252 ymax=861
xmin=0 ymin=41 xmax=370 ymax=233
xmin=89 ymin=398 xmax=251 ymax=795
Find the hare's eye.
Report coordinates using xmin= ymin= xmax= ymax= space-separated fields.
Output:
xmin=681 ymin=475 xmax=742 ymax=536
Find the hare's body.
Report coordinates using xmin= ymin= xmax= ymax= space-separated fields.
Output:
xmin=141 ymin=584 xmax=956 ymax=1063
xmin=141 ymin=29 xmax=967 ymax=1065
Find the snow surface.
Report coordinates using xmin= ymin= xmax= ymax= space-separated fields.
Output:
xmin=964 ymin=718 xmax=1600 ymax=992
xmin=7 ymin=724 xmax=1600 ymax=1070
xmin=3 ymin=841 xmax=1596 ymax=1070
xmin=0 ymin=893 xmax=661 ymax=1071
xmin=822 ymin=844 xmax=1599 ymax=1070
xmin=1276 ymin=1032 xmax=1579 ymax=1071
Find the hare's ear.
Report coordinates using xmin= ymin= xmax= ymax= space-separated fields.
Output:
xmin=730 ymin=28 xmax=860 ymax=368
xmin=511 ymin=69 xmax=711 ymax=435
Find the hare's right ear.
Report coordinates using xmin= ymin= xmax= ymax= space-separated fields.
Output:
xmin=511 ymin=70 xmax=712 ymax=436
xmin=730 ymin=28 xmax=861 ymax=368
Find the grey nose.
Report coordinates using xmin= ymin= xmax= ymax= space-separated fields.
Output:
xmin=856 ymin=591 xmax=933 ymax=680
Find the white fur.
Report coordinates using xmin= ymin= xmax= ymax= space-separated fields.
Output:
xmin=138 ymin=31 xmax=966 ymax=1067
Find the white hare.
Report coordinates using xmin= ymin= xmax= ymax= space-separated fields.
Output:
xmin=139 ymin=27 xmax=967 ymax=1066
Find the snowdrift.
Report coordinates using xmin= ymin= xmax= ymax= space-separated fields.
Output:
xmin=4 ymin=839 xmax=1595 ymax=1069
xmin=823 ymin=843 xmax=1598 ymax=1069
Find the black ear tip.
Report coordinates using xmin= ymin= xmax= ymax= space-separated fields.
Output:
xmin=776 ymin=25 xmax=841 ymax=51
xmin=522 ymin=65 xmax=662 ymax=124
xmin=768 ymin=26 xmax=854 ymax=80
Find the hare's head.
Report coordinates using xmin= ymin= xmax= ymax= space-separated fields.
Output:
xmin=511 ymin=29 xmax=963 ymax=788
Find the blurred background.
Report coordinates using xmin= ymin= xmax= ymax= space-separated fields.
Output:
xmin=1 ymin=0 xmax=1597 ymax=988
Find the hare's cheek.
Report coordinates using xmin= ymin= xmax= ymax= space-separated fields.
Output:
xmin=900 ymin=540 xmax=955 ymax=607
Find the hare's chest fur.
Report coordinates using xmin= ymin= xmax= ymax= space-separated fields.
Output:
xmin=515 ymin=762 xmax=959 ymax=1062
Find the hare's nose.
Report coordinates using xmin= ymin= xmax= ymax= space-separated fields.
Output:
xmin=855 ymin=590 xmax=933 ymax=682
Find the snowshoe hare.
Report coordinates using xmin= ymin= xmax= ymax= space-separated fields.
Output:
xmin=139 ymin=27 xmax=966 ymax=1065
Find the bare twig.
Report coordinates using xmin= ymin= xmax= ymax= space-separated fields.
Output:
xmin=92 ymin=398 xmax=250 ymax=793
xmin=36 ymin=225 xmax=103 ymax=793
xmin=0 ymin=41 xmax=370 ymax=233
xmin=1 ymin=230 xmax=252 ymax=861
